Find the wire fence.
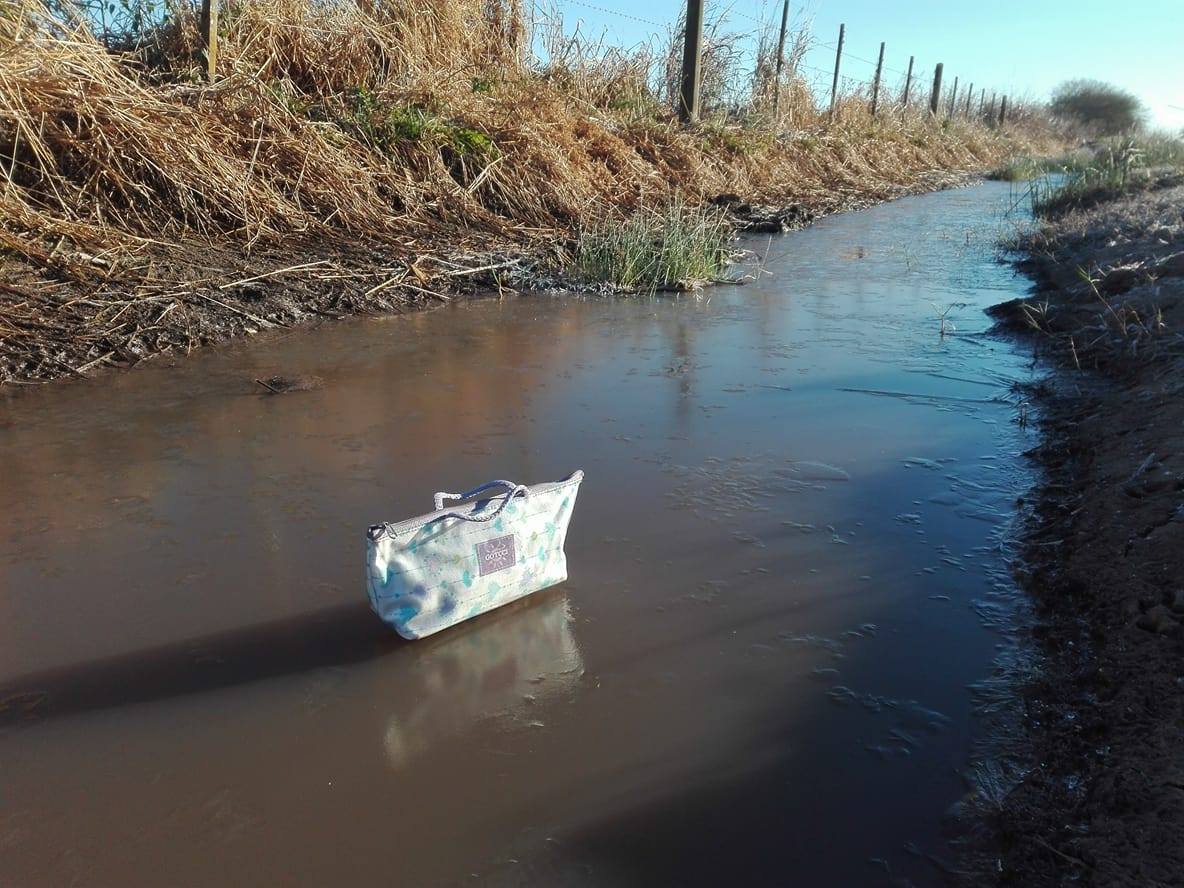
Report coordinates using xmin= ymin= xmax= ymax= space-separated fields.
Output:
xmin=70 ymin=0 xmax=1020 ymax=124
xmin=529 ymin=0 xmax=1016 ymax=122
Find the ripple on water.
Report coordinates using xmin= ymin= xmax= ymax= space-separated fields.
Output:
xmin=666 ymin=454 xmax=851 ymax=527
xmin=788 ymin=460 xmax=852 ymax=482
xmin=902 ymin=457 xmax=944 ymax=471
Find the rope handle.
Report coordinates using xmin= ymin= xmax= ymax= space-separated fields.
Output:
xmin=433 ymin=479 xmax=530 ymax=523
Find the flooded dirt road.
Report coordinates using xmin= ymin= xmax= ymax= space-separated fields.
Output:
xmin=1 ymin=183 xmax=1036 ymax=886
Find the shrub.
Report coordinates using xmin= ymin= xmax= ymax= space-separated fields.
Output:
xmin=1049 ymin=80 xmax=1144 ymax=136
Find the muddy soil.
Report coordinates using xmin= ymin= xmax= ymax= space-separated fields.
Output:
xmin=0 ymin=238 xmax=520 ymax=386
xmin=990 ymin=186 xmax=1184 ymax=885
xmin=0 ymin=170 xmax=972 ymax=388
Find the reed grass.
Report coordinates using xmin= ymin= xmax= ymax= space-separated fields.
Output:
xmin=1028 ymin=137 xmax=1184 ymax=217
xmin=990 ymin=152 xmax=1089 ymax=182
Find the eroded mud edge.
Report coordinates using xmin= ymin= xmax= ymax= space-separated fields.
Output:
xmin=970 ymin=186 xmax=1184 ymax=886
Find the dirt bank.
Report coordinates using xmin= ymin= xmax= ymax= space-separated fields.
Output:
xmin=0 ymin=236 xmax=528 ymax=387
xmin=989 ymin=185 xmax=1184 ymax=885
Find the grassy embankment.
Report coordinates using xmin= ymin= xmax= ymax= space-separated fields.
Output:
xmin=995 ymin=136 xmax=1184 ymax=367
xmin=984 ymin=137 xmax=1184 ymax=884
xmin=0 ymin=0 xmax=1059 ymax=383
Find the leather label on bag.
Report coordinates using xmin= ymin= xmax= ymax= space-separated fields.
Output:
xmin=476 ymin=534 xmax=516 ymax=576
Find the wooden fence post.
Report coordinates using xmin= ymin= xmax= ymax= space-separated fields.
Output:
xmin=901 ymin=55 xmax=914 ymax=108
xmin=199 ymin=0 xmax=218 ymax=80
xmin=947 ymin=76 xmax=958 ymax=117
xmin=979 ymin=88 xmax=986 ymax=117
xmin=772 ymin=0 xmax=790 ymax=116
xmin=929 ymin=63 xmax=943 ymax=116
xmin=678 ymin=0 xmax=705 ymax=124
xmin=870 ymin=41 xmax=885 ymax=116
xmin=829 ymin=23 xmax=845 ymax=120
xmin=964 ymin=82 xmax=973 ymax=117
xmin=999 ymin=95 xmax=1008 ymax=125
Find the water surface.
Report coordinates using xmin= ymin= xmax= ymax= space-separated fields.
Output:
xmin=0 ymin=183 xmax=1034 ymax=887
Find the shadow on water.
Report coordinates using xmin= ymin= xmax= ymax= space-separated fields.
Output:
xmin=0 ymin=585 xmax=584 ymax=738
xmin=475 ymin=563 xmax=966 ymax=888
xmin=561 ymin=730 xmax=937 ymax=888
xmin=0 ymin=602 xmax=397 ymax=727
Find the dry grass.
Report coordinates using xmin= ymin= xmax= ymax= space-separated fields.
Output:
xmin=0 ymin=0 xmax=1061 ymax=382
xmin=995 ymin=183 xmax=1184 ymax=370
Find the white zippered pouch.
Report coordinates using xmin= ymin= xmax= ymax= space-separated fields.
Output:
xmin=366 ymin=471 xmax=584 ymax=639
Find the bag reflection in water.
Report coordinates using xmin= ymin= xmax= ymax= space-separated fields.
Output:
xmin=366 ymin=471 xmax=584 ymax=639
xmin=383 ymin=594 xmax=582 ymax=768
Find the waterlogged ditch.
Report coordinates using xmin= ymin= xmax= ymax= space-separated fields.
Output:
xmin=1 ymin=183 xmax=1039 ymax=886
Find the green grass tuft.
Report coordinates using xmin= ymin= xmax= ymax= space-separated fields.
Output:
xmin=573 ymin=198 xmax=733 ymax=292
xmin=339 ymin=91 xmax=496 ymax=160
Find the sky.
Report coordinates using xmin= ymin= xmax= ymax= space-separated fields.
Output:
xmin=537 ymin=0 xmax=1184 ymax=130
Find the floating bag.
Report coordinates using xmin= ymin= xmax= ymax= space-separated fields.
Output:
xmin=366 ymin=471 xmax=584 ymax=639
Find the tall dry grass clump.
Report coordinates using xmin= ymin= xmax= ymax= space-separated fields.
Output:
xmin=0 ymin=0 xmax=533 ymax=256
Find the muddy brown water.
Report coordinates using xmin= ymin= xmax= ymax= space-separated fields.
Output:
xmin=1 ymin=183 xmax=1036 ymax=887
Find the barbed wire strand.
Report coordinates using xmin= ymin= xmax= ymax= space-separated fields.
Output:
xmin=545 ymin=0 xmax=669 ymax=29
xmin=540 ymin=0 xmax=994 ymax=102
